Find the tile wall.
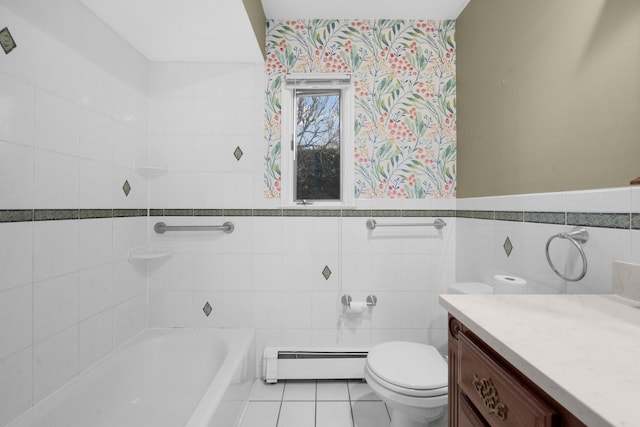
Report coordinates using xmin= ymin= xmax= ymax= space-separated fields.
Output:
xmin=146 ymin=62 xmax=457 ymax=375
xmin=0 ymin=2 xmax=149 ymax=425
xmin=457 ymin=186 xmax=640 ymax=294
xmin=4 ymin=4 xmax=637 ymax=427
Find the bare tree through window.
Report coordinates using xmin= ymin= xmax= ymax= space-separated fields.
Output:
xmin=294 ymin=89 xmax=341 ymax=200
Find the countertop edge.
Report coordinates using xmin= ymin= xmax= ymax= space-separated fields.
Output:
xmin=438 ymin=294 xmax=612 ymax=427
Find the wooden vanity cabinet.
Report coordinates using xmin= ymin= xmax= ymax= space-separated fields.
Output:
xmin=448 ymin=315 xmax=585 ymax=427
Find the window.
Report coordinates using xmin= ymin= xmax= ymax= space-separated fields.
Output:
xmin=280 ymin=73 xmax=354 ymax=207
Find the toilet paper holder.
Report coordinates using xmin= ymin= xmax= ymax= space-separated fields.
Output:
xmin=341 ymin=294 xmax=377 ymax=308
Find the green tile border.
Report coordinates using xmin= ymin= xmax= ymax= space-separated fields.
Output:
xmin=403 ymin=210 xmax=434 ymax=217
xmin=455 ymin=210 xmax=474 ymax=219
xmin=283 ymin=209 xmax=315 ymax=217
xmin=1 ymin=207 xmax=637 ymax=232
xmin=113 ymin=209 xmax=147 ymax=218
xmin=253 ymin=209 xmax=283 ymax=217
xmin=0 ymin=210 xmax=34 ymax=222
xmin=79 ymin=209 xmax=113 ymax=219
xmin=34 ymin=209 xmax=79 ymax=221
xmin=474 ymin=210 xmax=495 ymax=220
xmin=495 ymin=211 xmax=524 ymax=222
xmin=313 ymin=209 xmax=342 ymax=217
xmin=163 ymin=209 xmax=194 ymax=216
xmin=523 ymin=211 xmax=565 ymax=225
xmin=372 ymin=209 xmax=403 ymax=217
xmin=224 ymin=209 xmax=254 ymax=217
xmin=194 ymin=209 xmax=224 ymax=216
xmin=341 ymin=210 xmax=372 ymax=217
xmin=567 ymin=212 xmax=630 ymax=229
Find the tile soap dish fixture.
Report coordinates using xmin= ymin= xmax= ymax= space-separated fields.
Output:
xmin=128 ymin=245 xmax=173 ymax=261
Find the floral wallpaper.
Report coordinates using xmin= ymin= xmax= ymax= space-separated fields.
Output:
xmin=264 ymin=19 xmax=457 ymax=199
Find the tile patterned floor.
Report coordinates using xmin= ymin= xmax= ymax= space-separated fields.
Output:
xmin=239 ymin=379 xmax=391 ymax=427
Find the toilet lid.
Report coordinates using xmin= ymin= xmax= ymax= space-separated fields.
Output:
xmin=367 ymin=342 xmax=447 ymax=391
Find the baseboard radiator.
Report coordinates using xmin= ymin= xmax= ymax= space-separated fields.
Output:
xmin=262 ymin=347 xmax=369 ymax=383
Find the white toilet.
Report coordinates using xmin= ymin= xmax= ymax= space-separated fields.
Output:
xmin=364 ymin=341 xmax=448 ymax=427
xmin=363 ymin=282 xmax=493 ymax=427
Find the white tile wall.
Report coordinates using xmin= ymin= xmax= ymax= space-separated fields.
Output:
xmin=0 ymin=285 xmax=32 ymax=360
xmin=0 ymin=222 xmax=33 ymax=292
xmin=4 ymin=4 xmax=636 ymax=426
xmin=146 ymin=59 xmax=458 ymax=373
xmin=33 ymin=273 xmax=79 ymax=342
xmin=457 ymin=187 xmax=638 ymax=295
xmin=0 ymin=347 xmax=32 ymax=426
xmin=0 ymin=1 xmax=149 ymax=424
xmin=32 ymin=326 xmax=79 ymax=402
xmin=0 ymin=142 xmax=34 ymax=209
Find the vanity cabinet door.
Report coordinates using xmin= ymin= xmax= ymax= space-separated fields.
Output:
xmin=458 ymin=393 xmax=491 ymax=427
xmin=458 ymin=332 xmax=556 ymax=427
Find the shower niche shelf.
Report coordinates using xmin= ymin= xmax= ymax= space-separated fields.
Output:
xmin=128 ymin=245 xmax=173 ymax=261
xmin=135 ymin=163 xmax=168 ymax=176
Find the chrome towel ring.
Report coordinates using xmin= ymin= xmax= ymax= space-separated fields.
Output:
xmin=545 ymin=227 xmax=589 ymax=282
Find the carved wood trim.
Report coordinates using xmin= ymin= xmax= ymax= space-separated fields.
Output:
xmin=472 ymin=374 xmax=508 ymax=421
xmin=449 ymin=316 xmax=462 ymax=339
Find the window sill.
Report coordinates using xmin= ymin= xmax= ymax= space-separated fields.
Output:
xmin=278 ymin=203 xmax=357 ymax=210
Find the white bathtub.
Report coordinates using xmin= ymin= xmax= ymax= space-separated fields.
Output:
xmin=7 ymin=328 xmax=255 ymax=427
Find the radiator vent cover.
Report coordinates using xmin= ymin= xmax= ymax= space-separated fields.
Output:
xmin=263 ymin=347 xmax=368 ymax=383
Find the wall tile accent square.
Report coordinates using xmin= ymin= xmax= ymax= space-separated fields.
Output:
xmin=202 ymin=301 xmax=212 ymax=317
xmin=234 ymin=146 xmax=244 ymax=161
xmin=122 ymin=180 xmax=131 ymax=197
xmin=322 ymin=265 xmax=332 ymax=281
xmin=0 ymin=27 xmax=17 ymax=54
xmin=503 ymin=236 xmax=513 ymax=257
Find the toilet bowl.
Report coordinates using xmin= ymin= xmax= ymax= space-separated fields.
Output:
xmin=364 ymin=341 xmax=448 ymax=427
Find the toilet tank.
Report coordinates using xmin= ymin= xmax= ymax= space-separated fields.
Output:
xmin=447 ymin=282 xmax=493 ymax=294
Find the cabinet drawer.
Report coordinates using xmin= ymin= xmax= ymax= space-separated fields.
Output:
xmin=458 ymin=332 xmax=556 ymax=427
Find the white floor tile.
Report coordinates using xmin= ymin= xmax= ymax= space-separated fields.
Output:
xmin=277 ymin=401 xmax=315 ymax=427
xmin=316 ymin=401 xmax=353 ymax=427
xmin=249 ymin=379 xmax=285 ymax=401
xmin=282 ymin=380 xmax=316 ymax=401
xmin=239 ymin=401 xmax=281 ymax=427
xmin=317 ymin=380 xmax=350 ymax=401
xmin=352 ymin=401 xmax=390 ymax=427
xmin=348 ymin=380 xmax=380 ymax=401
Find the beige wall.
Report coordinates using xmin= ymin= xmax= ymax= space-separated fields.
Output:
xmin=456 ymin=0 xmax=640 ymax=197
xmin=242 ymin=0 xmax=266 ymax=59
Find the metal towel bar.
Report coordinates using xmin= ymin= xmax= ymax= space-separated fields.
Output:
xmin=545 ymin=227 xmax=588 ymax=282
xmin=365 ymin=218 xmax=446 ymax=230
xmin=154 ymin=221 xmax=234 ymax=234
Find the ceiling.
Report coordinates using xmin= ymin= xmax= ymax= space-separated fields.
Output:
xmin=261 ymin=0 xmax=470 ymax=20
xmin=81 ymin=0 xmax=470 ymax=63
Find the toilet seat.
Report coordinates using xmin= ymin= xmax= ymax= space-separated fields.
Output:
xmin=366 ymin=342 xmax=447 ymax=398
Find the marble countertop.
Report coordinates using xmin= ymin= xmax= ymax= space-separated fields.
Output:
xmin=439 ymin=293 xmax=640 ymax=427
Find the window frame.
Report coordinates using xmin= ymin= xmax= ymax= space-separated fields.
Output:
xmin=280 ymin=73 xmax=355 ymax=208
